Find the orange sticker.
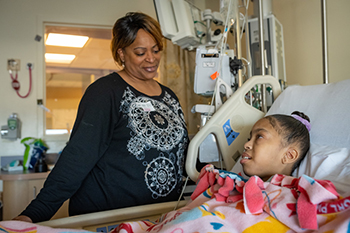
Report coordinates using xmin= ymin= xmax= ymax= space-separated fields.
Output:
xmin=210 ymin=71 xmax=219 ymax=80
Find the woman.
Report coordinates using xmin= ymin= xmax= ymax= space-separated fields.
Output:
xmin=14 ymin=12 xmax=189 ymax=223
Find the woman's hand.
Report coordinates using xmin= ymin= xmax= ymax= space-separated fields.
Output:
xmin=12 ymin=215 xmax=33 ymax=223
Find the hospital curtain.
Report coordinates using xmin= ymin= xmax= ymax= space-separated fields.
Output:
xmin=157 ymin=39 xmax=210 ymax=136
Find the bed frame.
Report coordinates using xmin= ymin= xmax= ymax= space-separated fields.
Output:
xmin=39 ymin=200 xmax=187 ymax=230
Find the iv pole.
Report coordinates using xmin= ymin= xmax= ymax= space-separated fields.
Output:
xmin=321 ymin=0 xmax=329 ymax=84
xmin=257 ymin=0 xmax=267 ymax=113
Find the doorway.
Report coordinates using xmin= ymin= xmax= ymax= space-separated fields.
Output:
xmin=44 ymin=24 xmax=119 ymax=135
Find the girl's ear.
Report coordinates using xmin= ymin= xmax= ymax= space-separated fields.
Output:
xmin=282 ymin=147 xmax=299 ymax=164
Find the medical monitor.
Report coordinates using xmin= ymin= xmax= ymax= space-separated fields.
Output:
xmin=153 ymin=0 xmax=203 ymax=50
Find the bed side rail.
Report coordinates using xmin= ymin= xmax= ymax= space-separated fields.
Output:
xmin=186 ymin=75 xmax=281 ymax=181
xmin=39 ymin=200 xmax=187 ymax=228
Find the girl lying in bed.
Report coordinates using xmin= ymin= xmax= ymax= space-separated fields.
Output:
xmin=110 ymin=111 xmax=348 ymax=232
xmin=239 ymin=110 xmax=310 ymax=181
xmin=187 ymin=110 xmax=312 ymax=208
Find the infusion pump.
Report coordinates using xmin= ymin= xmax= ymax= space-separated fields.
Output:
xmin=194 ymin=46 xmax=235 ymax=96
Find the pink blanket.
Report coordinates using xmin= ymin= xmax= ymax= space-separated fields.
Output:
xmin=112 ymin=165 xmax=350 ymax=233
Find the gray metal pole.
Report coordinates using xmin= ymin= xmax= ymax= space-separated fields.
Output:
xmin=258 ymin=0 xmax=267 ymax=112
xmin=258 ymin=0 xmax=265 ymax=76
xmin=321 ymin=0 xmax=329 ymax=84
xmin=235 ymin=2 xmax=243 ymax=87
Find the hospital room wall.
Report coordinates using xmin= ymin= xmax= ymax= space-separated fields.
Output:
xmin=272 ymin=0 xmax=350 ymax=85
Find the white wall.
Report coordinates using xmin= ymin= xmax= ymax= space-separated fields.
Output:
xmin=0 ymin=0 xmax=158 ymax=157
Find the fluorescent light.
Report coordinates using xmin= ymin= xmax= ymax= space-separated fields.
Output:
xmin=46 ymin=33 xmax=89 ymax=48
xmin=46 ymin=129 xmax=69 ymax=135
xmin=45 ymin=53 xmax=76 ymax=64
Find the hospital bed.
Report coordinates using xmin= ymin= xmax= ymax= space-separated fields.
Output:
xmin=34 ymin=76 xmax=350 ymax=231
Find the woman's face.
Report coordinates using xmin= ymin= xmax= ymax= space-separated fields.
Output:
xmin=118 ymin=29 xmax=161 ymax=81
xmin=240 ymin=118 xmax=289 ymax=181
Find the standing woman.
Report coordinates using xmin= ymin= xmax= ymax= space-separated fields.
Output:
xmin=14 ymin=12 xmax=189 ymax=223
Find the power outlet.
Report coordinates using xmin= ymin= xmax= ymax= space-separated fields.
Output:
xmin=7 ymin=59 xmax=20 ymax=71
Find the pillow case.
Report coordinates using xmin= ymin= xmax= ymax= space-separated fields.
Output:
xmin=293 ymin=143 xmax=350 ymax=196
xmin=266 ymin=79 xmax=350 ymax=150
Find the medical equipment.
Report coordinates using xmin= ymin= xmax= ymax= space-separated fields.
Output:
xmin=193 ymin=47 xmax=235 ymax=96
xmin=247 ymin=14 xmax=286 ymax=82
xmin=154 ymin=0 xmax=285 ymax=166
xmin=1 ymin=113 xmax=21 ymax=140
xmin=153 ymin=0 xmax=224 ymax=50
xmin=7 ymin=59 xmax=33 ymax=98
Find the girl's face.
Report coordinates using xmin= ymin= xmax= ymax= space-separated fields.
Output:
xmin=241 ymin=118 xmax=290 ymax=181
xmin=118 ymin=29 xmax=161 ymax=81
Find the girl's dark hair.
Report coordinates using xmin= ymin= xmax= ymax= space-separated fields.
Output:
xmin=111 ymin=12 xmax=164 ymax=66
xmin=265 ymin=111 xmax=310 ymax=174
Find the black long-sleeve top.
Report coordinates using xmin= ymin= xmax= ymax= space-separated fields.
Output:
xmin=20 ymin=72 xmax=189 ymax=223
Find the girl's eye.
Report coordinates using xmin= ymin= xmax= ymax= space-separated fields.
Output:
xmin=257 ymin=135 xmax=263 ymax=139
xmin=154 ymin=50 xmax=159 ymax=54
xmin=136 ymin=53 xmax=145 ymax=56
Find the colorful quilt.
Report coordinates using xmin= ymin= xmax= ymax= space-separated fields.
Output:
xmin=112 ymin=165 xmax=350 ymax=233
xmin=1 ymin=164 xmax=349 ymax=233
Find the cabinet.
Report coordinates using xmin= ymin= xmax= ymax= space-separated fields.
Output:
xmin=0 ymin=171 xmax=68 ymax=220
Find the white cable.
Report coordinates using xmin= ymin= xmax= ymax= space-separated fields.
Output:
xmin=39 ymin=104 xmax=51 ymax=113
xmin=241 ymin=57 xmax=250 ymax=65
xmin=240 ymin=0 xmax=249 ymax=40
xmin=218 ymin=0 xmax=233 ymax=78
xmin=174 ymin=176 xmax=189 ymax=210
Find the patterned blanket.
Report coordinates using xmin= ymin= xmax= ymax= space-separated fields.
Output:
xmin=1 ymin=165 xmax=349 ymax=232
xmin=113 ymin=165 xmax=350 ymax=233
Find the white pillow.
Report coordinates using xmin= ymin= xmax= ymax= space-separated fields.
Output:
xmin=266 ymin=79 xmax=350 ymax=150
xmin=293 ymin=143 xmax=350 ymax=196
xmin=230 ymin=143 xmax=350 ymax=196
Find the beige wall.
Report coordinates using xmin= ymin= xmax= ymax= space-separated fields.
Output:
xmin=273 ymin=0 xmax=350 ymax=85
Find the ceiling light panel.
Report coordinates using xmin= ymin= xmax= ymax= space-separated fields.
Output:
xmin=45 ymin=53 xmax=76 ymax=64
xmin=46 ymin=33 xmax=89 ymax=48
